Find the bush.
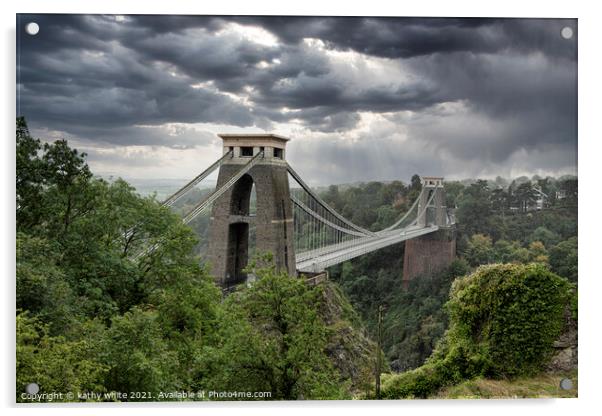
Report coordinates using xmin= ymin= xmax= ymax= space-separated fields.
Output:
xmin=447 ymin=263 xmax=573 ymax=377
xmin=101 ymin=308 xmax=179 ymax=399
xmin=381 ymin=263 xmax=575 ymax=398
xmin=203 ymin=259 xmax=348 ymax=400
xmin=16 ymin=312 xmax=107 ymax=402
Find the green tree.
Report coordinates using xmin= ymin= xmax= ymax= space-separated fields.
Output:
xmin=527 ymin=241 xmax=549 ymax=264
xmin=464 ymin=234 xmax=494 ymax=267
xmin=549 ymin=237 xmax=578 ymax=283
xmin=101 ymin=308 xmax=179 ymax=399
xmin=16 ymin=233 xmax=74 ymax=334
xmin=206 ymin=257 xmax=346 ymax=400
xmin=154 ymin=266 xmax=222 ymax=391
xmin=16 ymin=312 xmax=107 ymax=402
xmin=490 ymin=187 xmax=509 ymax=213
xmin=445 ymin=263 xmax=573 ymax=377
xmin=373 ymin=205 xmax=398 ymax=230
xmin=513 ymin=182 xmax=538 ymax=212
xmin=492 ymin=239 xmax=519 ymax=263
xmin=41 ymin=139 xmax=93 ymax=234
xmin=407 ymin=174 xmax=422 ymax=202
xmin=323 ymin=184 xmax=343 ymax=211
xmin=443 ymin=181 xmax=465 ymax=208
xmin=16 ymin=117 xmax=45 ymax=229
xmin=558 ymin=178 xmax=578 ymax=206
xmin=529 ymin=226 xmax=560 ymax=248
xmin=456 ymin=180 xmax=491 ymax=236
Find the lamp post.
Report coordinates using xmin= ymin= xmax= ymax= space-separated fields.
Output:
xmin=375 ymin=304 xmax=385 ymax=399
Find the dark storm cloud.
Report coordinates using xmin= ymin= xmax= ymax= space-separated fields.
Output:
xmin=126 ymin=15 xmax=223 ymax=34
xmin=228 ymin=16 xmax=576 ymax=60
xmin=17 ymin=14 xmax=577 ymax=179
xmin=122 ymin=26 xmax=280 ymax=84
xmin=384 ymin=48 xmax=578 ymax=166
xmin=18 ymin=15 xmax=264 ymax=141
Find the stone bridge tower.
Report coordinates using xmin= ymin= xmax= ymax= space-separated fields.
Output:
xmin=207 ymin=134 xmax=296 ymax=287
xmin=402 ymin=176 xmax=456 ymax=287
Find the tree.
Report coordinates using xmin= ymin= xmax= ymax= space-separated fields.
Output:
xmin=446 ymin=263 xmax=574 ymax=377
xmin=513 ymin=182 xmax=538 ymax=212
xmin=490 ymin=188 xmax=509 ymax=213
xmin=443 ymin=181 xmax=465 ymax=209
xmin=373 ymin=205 xmax=398 ymax=231
xmin=558 ymin=178 xmax=578 ymax=206
xmin=205 ymin=257 xmax=346 ymax=400
xmin=154 ymin=266 xmax=222 ymax=391
xmin=529 ymin=226 xmax=560 ymax=248
xmin=407 ymin=174 xmax=422 ymax=202
xmin=16 ymin=312 xmax=107 ymax=402
xmin=323 ymin=184 xmax=343 ymax=211
xmin=379 ymin=180 xmax=406 ymax=207
xmin=16 ymin=233 xmax=74 ymax=335
xmin=464 ymin=234 xmax=493 ymax=267
xmin=549 ymin=237 xmax=578 ymax=283
xmin=102 ymin=308 xmax=179 ymax=399
xmin=16 ymin=117 xmax=44 ymax=229
xmin=39 ymin=140 xmax=94 ymax=236
xmin=492 ymin=239 xmax=520 ymax=264
xmin=527 ymin=241 xmax=549 ymax=264
xmin=456 ymin=180 xmax=491 ymax=236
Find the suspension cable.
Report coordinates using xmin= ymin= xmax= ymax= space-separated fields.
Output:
xmin=162 ymin=150 xmax=233 ymax=207
xmin=291 ymin=195 xmax=367 ymax=237
xmin=182 ymin=151 xmax=264 ymax=224
xmin=286 ymin=163 xmax=376 ymax=236
xmin=376 ymin=188 xmax=424 ymax=234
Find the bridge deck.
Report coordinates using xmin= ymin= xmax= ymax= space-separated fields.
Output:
xmin=296 ymin=225 xmax=439 ymax=272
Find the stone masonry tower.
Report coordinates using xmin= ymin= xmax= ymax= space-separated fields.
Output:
xmin=402 ymin=176 xmax=456 ymax=288
xmin=207 ymin=134 xmax=296 ymax=287
xmin=416 ymin=177 xmax=448 ymax=227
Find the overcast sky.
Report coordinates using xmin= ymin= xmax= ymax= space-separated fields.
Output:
xmin=17 ymin=15 xmax=577 ymax=186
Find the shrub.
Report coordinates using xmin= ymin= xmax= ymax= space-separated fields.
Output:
xmin=447 ymin=263 xmax=573 ymax=377
xmin=16 ymin=312 xmax=107 ymax=402
xmin=381 ymin=263 xmax=575 ymax=398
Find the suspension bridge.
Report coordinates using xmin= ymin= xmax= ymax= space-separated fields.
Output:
xmin=156 ymin=134 xmax=456 ymax=287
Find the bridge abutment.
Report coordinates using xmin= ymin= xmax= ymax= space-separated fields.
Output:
xmin=402 ymin=177 xmax=456 ymax=287
xmin=402 ymin=227 xmax=456 ymax=287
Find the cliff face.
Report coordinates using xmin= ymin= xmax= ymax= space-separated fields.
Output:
xmin=316 ymin=281 xmax=379 ymax=394
xmin=546 ymin=307 xmax=578 ymax=372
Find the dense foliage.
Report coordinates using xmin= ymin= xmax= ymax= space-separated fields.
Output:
xmin=15 ymin=118 xmax=360 ymax=402
xmin=204 ymin=255 xmax=348 ymax=400
xmin=380 ymin=264 xmax=575 ymax=398
xmin=323 ymin=173 xmax=578 ymax=374
xmin=15 ymin=116 xmax=578 ymax=401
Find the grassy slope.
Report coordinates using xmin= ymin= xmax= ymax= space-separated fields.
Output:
xmin=433 ymin=371 xmax=577 ymax=399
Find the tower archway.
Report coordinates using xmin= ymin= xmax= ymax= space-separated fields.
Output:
xmin=208 ymin=134 xmax=296 ymax=287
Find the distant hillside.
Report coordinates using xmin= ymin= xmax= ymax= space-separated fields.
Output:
xmin=100 ymin=176 xmax=217 ymax=200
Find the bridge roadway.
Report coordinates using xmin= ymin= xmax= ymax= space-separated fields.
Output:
xmin=295 ymin=224 xmax=439 ymax=273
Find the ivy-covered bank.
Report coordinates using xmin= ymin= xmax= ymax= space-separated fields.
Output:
xmin=378 ymin=263 xmax=576 ymax=399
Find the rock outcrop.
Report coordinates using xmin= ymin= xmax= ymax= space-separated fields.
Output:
xmin=546 ymin=307 xmax=577 ymax=372
xmin=316 ymin=280 xmax=379 ymax=393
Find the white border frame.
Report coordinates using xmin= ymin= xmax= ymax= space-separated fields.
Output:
xmin=2 ymin=1 xmax=599 ymax=415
